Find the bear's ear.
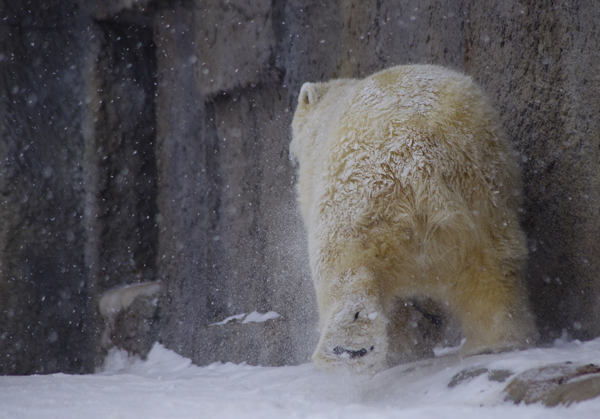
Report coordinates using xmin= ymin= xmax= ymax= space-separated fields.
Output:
xmin=298 ymin=82 xmax=325 ymax=107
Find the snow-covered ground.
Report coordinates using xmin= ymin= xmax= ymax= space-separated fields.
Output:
xmin=2 ymin=338 xmax=600 ymax=419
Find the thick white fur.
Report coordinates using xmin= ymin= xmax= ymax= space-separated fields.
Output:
xmin=290 ymin=65 xmax=537 ymax=373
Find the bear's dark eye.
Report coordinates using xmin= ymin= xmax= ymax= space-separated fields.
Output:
xmin=354 ymin=312 xmax=360 ymax=322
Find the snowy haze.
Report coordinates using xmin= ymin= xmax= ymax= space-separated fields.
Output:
xmin=2 ymin=338 xmax=600 ymax=418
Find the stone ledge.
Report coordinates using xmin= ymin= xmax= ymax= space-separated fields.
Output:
xmin=504 ymin=362 xmax=600 ymax=407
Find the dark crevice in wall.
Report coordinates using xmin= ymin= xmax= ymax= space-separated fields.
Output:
xmin=93 ymin=18 xmax=159 ymax=295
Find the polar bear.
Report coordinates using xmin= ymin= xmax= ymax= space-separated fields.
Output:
xmin=290 ymin=65 xmax=537 ymax=373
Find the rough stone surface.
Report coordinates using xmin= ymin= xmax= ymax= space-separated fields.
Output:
xmin=463 ymin=1 xmax=600 ymax=341
xmin=504 ymin=362 xmax=600 ymax=406
xmin=193 ymin=0 xmax=278 ymax=97
xmin=194 ymin=318 xmax=297 ymax=367
xmin=107 ymin=291 xmax=161 ymax=359
xmin=448 ymin=367 xmax=514 ymax=388
xmin=0 ymin=0 xmax=99 ymax=374
xmin=93 ymin=18 xmax=158 ymax=295
xmin=1 ymin=0 xmax=600 ymax=374
xmin=152 ymin=5 xmax=217 ymax=360
xmin=153 ymin=4 xmax=317 ymax=365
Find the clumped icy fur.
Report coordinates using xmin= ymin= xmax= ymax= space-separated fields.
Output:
xmin=290 ymin=65 xmax=537 ymax=374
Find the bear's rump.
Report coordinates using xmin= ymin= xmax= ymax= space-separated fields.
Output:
xmin=313 ymin=168 xmax=483 ymax=299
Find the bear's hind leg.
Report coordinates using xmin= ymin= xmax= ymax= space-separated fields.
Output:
xmin=450 ymin=265 xmax=537 ymax=356
xmin=312 ymin=267 xmax=390 ymax=373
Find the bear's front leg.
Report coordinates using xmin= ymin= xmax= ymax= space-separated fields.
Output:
xmin=313 ymin=267 xmax=389 ymax=374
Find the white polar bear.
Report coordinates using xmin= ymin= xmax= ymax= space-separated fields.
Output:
xmin=290 ymin=65 xmax=537 ymax=373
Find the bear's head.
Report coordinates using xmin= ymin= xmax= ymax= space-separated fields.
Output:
xmin=290 ymin=79 xmax=355 ymax=166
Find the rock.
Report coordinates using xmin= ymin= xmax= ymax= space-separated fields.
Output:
xmin=99 ymin=281 xmax=163 ymax=358
xmin=504 ymin=362 xmax=600 ymax=406
xmin=448 ymin=367 xmax=513 ymax=388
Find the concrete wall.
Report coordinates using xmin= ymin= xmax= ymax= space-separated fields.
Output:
xmin=463 ymin=0 xmax=600 ymax=341
xmin=0 ymin=0 xmax=98 ymax=374
xmin=1 ymin=0 xmax=599 ymax=374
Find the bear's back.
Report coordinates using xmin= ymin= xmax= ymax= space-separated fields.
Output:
xmin=293 ymin=65 xmax=524 ymax=281
xmin=318 ymin=65 xmax=519 ymax=221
